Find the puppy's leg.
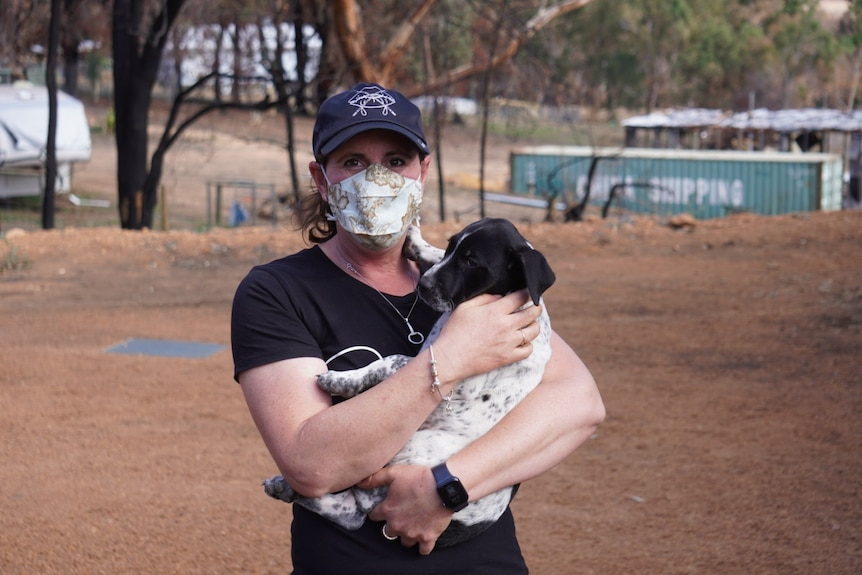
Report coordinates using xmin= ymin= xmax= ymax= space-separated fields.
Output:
xmin=299 ymin=485 xmax=385 ymax=530
xmin=317 ymin=354 xmax=411 ymax=398
xmin=264 ymin=355 xmax=410 ymax=507
xmin=263 ymin=475 xmax=382 ymax=530
xmin=403 ymin=223 xmax=444 ymax=274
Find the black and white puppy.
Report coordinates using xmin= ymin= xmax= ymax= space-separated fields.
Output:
xmin=263 ymin=218 xmax=556 ymax=548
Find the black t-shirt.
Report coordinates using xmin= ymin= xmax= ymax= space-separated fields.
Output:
xmin=232 ymin=245 xmax=438 ymax=377
xmin=231 ymin=246 xmax=528 ymax=574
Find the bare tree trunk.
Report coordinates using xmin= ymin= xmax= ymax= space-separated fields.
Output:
xmin=112 ymin=0 xmax=186 ymax=230
xmin=847 ymin=53 xmax=862 ymax=112
xmin=478 ymin=10 xmax=505 ymax=220
xmin=214 ymin=25 xmax=225 ymax=105
xmin=331 ymin=0 xmax=378 ymax=82
xmin=293 ymin=0 xmax=309 ymax=112
xmin=61 ymin=36 xmax=80 ymax=96
xmin=422 ymin=20 xmax=446 ymax=222
xmin=258 ymin=19 xmax=301 ymax=205
xmin=43 ymin=0 xmax=61 ymax=230
xmin=60 ymin=0 xmax=85 ymax=97
xmin=311 ymin=2 xmax=337 ymax=107
xmin=113 ymin=0 xmax=152 ymax=229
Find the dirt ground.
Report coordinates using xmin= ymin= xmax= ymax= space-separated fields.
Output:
xmin=1 ymin=108 xmax=861 ymax=574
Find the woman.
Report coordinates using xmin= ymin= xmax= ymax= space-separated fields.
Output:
xmin=231 ymin=83 xmax=605 ymax=574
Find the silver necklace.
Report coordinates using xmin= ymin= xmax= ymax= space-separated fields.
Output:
xmin=339 ymin=249 xmax=425 ymax=345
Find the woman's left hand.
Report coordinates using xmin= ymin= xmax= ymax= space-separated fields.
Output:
xmin=359 ymin=465 xmax=452 ymax=555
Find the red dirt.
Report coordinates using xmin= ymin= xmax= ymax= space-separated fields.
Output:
xmin=1 ymin=109 xmax=860 ymax=574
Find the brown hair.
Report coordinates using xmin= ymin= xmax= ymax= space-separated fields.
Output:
xmin=295 ymin=182 xmax=336 ymax=245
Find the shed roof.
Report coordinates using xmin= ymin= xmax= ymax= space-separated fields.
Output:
xmin=621 ymin=108 xmax=724 ymax=129
xmin=622 ymin=107 xmax=862 ymax=133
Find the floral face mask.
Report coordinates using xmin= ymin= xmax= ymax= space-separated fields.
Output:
xmin=324 ymin=163 xmax=423 ymax=250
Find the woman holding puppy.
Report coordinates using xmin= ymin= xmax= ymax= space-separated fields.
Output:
xmin=231 ymin=83 xmax=604 ymax=574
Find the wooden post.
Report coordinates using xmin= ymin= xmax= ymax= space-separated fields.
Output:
xmin=160 ymin=184 xmax=168 ymax=230
xmin=215 ymin=184 xmax=223 ymax=226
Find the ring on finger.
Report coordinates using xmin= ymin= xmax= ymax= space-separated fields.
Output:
xmin=519 ymin=328 xmax=527 ymax=347
xmin=382 ymin=524 xmax=398 ymax=541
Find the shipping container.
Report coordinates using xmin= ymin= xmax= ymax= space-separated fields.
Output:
xmin=510 ymin=146 xmax=844 ymax=219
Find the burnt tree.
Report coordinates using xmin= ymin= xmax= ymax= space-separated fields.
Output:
xmin=112 ymin=0 xmax=186 ymax=229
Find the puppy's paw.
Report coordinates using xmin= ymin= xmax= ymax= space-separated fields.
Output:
xmin=263 ymin=475 xmax=297 ymax=503
xmin=317 ymin=355 xmax=412 ymax=398
xmin=403 ymin=223 xmax=444 ymax=273
xmin=402 ymin=223 xmax=423 ymax=262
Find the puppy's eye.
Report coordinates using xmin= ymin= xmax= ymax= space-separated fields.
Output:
xmin=461 ymin=252 xmax=478 ymax=267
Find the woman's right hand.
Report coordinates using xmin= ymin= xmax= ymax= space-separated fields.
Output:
xmin=360 ymin=465 xmax=453 ymax=555
xmin=431 ymin=288 xmax=542 ymax=386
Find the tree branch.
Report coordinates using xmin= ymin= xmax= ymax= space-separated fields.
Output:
xmin=379 ymin=0 xmax=438 ymax=84
xmin=404 ymin=0 xmax=594 ymax=97
xmin=332 ymin=0 xmax=377 ymax=82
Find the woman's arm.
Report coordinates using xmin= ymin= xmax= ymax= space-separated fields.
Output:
xmin=449 ymin=331 xmax=604 ymax=498
xmin=239 ymin=290 xmax=543 ymax=498
xmin=363 ymin=330 xmax=604 ymax=554
xmin=241 ymin=349 xmax=443 ymax=497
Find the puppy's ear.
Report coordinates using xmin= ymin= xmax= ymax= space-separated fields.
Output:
xmin=516 ymin=248 xmax=556 ymax=305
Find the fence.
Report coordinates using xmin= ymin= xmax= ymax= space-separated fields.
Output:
xmin=205 ymin=180 xmax=278 ymax=229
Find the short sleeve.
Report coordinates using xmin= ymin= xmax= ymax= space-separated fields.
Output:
xmin=231 ymin=265 xmax=323 ymax=381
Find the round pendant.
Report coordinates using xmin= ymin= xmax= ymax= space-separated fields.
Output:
xmin=408 ymin=330 xmax=425 ymax=345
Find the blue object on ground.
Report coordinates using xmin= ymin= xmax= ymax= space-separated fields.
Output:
xmin=105 ymin=338 xmax=225 ymax=358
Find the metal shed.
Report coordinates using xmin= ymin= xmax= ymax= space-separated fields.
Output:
xmin=510 ymin=146 xmax=843 ymax=219
xmin=622 ymin=107 xmax=862 ymax=204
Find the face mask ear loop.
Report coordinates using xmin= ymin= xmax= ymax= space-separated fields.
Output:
xmin=320 ymin=165 xmax=334 ymax=188
xmin=320 ymin=166 xmax=338 ymax=221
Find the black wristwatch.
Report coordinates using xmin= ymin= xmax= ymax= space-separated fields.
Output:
xmin=431 ymin=462 xmax=469 ymax=512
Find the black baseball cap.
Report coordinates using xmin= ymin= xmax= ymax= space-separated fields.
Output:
xmin=312 ymin=82 xmax=430 ymax=161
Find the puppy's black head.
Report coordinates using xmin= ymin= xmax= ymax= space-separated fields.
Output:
xmin=419 ymin=218 xmax=556 ymax=310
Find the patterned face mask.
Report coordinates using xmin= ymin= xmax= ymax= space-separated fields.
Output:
xmin=324 ymin=163 xmax=423 ymax=250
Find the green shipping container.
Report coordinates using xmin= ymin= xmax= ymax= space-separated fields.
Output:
xmin=510 ymin=146 xmax=844 ymax=219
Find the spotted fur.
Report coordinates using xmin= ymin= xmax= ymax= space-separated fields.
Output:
xmin=263 ymin=218 xmax=556 ymax=548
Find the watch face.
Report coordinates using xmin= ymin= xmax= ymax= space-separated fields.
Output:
xmin=432 ymin=463 xmax=469 ymax=511
xmin=440 ymin=480 xmax=469 ymax=509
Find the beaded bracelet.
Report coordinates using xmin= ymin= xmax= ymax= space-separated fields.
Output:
xmin=429 ymin=345 xmax=454 ymax=412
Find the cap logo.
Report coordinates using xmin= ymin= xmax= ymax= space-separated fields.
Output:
xmin=348 ymin=85 xmax=398 ymax=117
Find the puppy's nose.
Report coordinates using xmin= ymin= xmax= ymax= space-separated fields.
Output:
xmin=418 ymin=275 xmax=435 ymax=291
